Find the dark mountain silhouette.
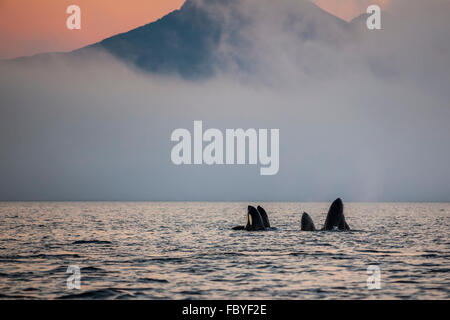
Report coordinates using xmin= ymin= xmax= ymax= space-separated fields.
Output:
xmin=77 ymin=0 xmax=358 ymax=77
xmin=10 ymin=0 xmax=361 ymax=78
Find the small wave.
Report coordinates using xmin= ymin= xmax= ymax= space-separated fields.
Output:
xmin=0 ymin=254 xmax=23 ymax=262
xmin=149 ymin=257 xmax=186 ymax=263
xmin=118 ymin=256 xmax=188 ymax=265
xmin=138 ymin=278 xmax=169 ymax=284
xmin=357 ymin=249 xmax=400 ymax=254
xmin=221 ymin=252 xmax=246 ymax=256
xmin=289 ymin=252 xmax=306 ymax=257
xmin=81 ymin=266 xmax=107 ymax=273
xmin=0 ymin=293 xmax=35 ymax=299
xmin=72 ymin=240 xmax=112 ymax=245
xmin=177 ymin=290 xmax=202 ymax=296
xmin=36 ymin=253 xmax=81 ymax=259
xmin=0 ymin=253 xmax=80 ymax=262
xmin=420 ymin=253 xmax=439 ymax=258
xmin=330 ymin=254 xmax=351 ymax=260
xmin=3 ymin=271 xmax=35 ymax=279
xmin=58 ymin=288 xmax=125 ymax=299
xmin=392 ymin=280 xmax=419 ymax=284
xmin=44 ymin=266 xmax=69 ymax=274
xmin=428 ymin=268 xmax=450 ymax=273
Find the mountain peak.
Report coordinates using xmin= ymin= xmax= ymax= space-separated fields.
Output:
xmin=70 ymin=0 xmax=352 ymax=77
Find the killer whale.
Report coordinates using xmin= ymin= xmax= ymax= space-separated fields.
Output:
xmin=301 ymin=198 xmax=350 ymax=231
xmin=301 ymin=212 xmax=316 ymax=231
xmin=323 ymin=198 xmax=350 ymax=231
xmin=257 ymin=206 xmax=270 ymax=228
xmin=232 ymin=205 xmax=271 ymax=231
xmin=231 ymin=199 xmax=349 ymax=231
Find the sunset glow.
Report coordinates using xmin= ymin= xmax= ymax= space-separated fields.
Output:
xmin=0 ymin=0 xmax=185 ymax=59
xmin=0 ymin=0 xmax=389 ymax=59
xmin=311 ymin=0 xmax=389 ymax=21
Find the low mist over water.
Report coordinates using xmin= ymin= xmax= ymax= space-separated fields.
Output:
xmin=1 ymin=0 xmax=450 ymax=202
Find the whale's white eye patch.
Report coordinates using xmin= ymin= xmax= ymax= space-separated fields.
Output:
xmin=248 ymin=213 xmax=252 ymax=226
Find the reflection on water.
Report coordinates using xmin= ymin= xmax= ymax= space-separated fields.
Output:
xmin=0 ymin=202 xmax=448 ymax=299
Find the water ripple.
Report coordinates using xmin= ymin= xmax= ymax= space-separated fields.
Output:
xmin=0 ymin=202 xmax=448 ymax=299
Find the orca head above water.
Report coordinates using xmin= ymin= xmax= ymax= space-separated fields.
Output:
xmin=322 ymin=198 xmax=350 ymax=231
xmin=246 ymin=205 xmax=266 ymax=231
xmin=257 ymin=205 xmax=271 ymax=228
xmin=301 ymin=212 xmax=316 ymax=231
xmin=232 ymin=205 xmax=272 ymax=231
xmin=301 ymin=198 xmax=350 ymax=232
xmin=233 ymin=199 xmax=350 ymax=232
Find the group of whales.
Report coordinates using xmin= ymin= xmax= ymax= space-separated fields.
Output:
xmin=232 ymin=198 xmax=350 ymax=232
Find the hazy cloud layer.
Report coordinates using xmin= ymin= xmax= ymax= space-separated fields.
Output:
xmin=0 ymin=0 xmax=449 ymax=201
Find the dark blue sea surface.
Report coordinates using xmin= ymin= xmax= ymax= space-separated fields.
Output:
xmin=0 ymin=202 xmax=448 ymax=299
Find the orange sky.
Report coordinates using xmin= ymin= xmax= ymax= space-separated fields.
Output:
xmin=311 ymin=0 xmax=388 ymax=21
xmin=0 ymin=0 xmax=388 ymax=59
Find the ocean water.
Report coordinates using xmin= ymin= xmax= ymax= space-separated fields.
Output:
xmin=0 ymin=202 xmax=448 ymax=300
